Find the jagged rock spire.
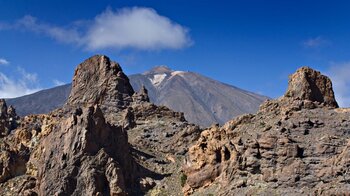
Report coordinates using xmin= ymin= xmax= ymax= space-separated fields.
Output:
xmin=67 ymin=55 xmax=134 ymax=107
xmin=0 ymin=99 xmax=17 ymax=137
xmin=132 ymin=85 xmax=150 ymax=103
xmin=284 ymin=66 xmax=338 ymax=108
xmin=0 ymin=99 xmax=7 ymax=119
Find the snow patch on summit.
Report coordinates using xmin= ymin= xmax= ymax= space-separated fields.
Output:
xmin=171 ymin=71 xmax=186 ymax=76
xmin=150 ymin=73 xmax=167 ymax=86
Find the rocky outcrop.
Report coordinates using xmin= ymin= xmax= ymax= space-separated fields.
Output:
xmin=68 ymin=55 xmax=135 ymax=126
xmin=0 ymin=55 xmax=203 ymax=196
xmin=0 ymin=99 xmax=18 ymax=137
xmin=183 ymin=67 xmax=350 ymax=195
xmin=33 ymin=105 xmax=135 ymax=195
xmin=0 ymin=56 xmax=140 ymax=195
xmin=132 ymin=85 xmax=150 ymax=103
xmin=7 ymin=65 xmax=268 ymax=127
xmin=127 ymin=84 xmax=202 ymax=195
xmin=285 ymin=66 xmax=338 ymax=108
xmin=68 ymin=55 xmax=134 ymax=106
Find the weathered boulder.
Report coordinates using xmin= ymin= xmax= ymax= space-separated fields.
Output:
xmin=284 ymin=66 xmax=338 ymax=108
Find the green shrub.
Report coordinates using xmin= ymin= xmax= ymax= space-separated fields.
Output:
xmin=180 ymin=173 xmax=187 ymax=187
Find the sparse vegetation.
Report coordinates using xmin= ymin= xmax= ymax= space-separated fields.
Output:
xmin=180 ymin=173 xmax=187 ymax=187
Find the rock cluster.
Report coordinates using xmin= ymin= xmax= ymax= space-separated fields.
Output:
xmin=183 ymin=67 xmax=350 ymax=195
xmin=0 ymin=55 xmax=140 ymax=195
xmin=0 ymin=55 xmax=202 ymax=196
xmin=1 ymin=58 xmax=348 ymax=196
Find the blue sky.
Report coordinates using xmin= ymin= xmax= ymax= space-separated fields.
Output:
xmin=0 ymin=0 xmax=349 ymax=106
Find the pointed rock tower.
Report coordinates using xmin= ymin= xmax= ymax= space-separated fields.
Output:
xmin=67 ymin=55 xmax=135 ymax=125
xmin=32 ymin=55 xmax=139 ymax=195
xmin=68 ymin=55 xmax=134 ymax=106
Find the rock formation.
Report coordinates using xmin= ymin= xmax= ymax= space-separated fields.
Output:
xmin=68 ymin=55 xmax=135 ymax=127
xmin=7 ymin=65 xmax=268 ymax=127
xmin=1 ymin=58 xmax=348 ymax=196
xmin=0 ymin=99 xmax=18 ymax=137
xmin=0 ymin=55 xmax=202 ymax=196
xmin=285 ymin=66 xmax=338 ymax=108
xmin=0 ymin=55 xmax=140 ymax=195
xmin=34 ymin=106 xmax=136 ymax=195
xmin=68 ymin=55 xmax=134 ymax=106
xmin=183 ymin=67 xmax=349 ymax=195
xmin=132 ymin=85 xmax=150 ymax=103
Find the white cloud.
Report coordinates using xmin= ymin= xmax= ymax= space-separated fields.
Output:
xmin=303 ymin=36 xmax=330 ymax=48
xmin=0 ymin=67 xmax=41 ymax=98
xmin=0 ymin=58 xmax=9 ymax=65
xmin=4 ymin=7 xmax=192 ymax=51
xmin=53 ymin=79 xmax=65 ymax=86
xmin=16 ymin=15 xmax=81 ymax=44
xmin=84 ymin=7 xmax=191 ymax=50
xmin=325 ymin=62 xmax=350 ymax=108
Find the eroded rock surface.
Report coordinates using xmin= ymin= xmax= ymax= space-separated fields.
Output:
xmin=183 ymin=67 xmax=350 ymax=195
xmin=0 ymin=55 xmax=140 ymax=195
xmin=34 ymin=105 xmax=135 ymax=195
xmin=285 ymin=66 xmax=338 ymax=108
xmin=68 ymin=55 xmax=135 ymax=126
xmin=0 ymin=99 xmax=18 ymax=137
xmin=0 ymin=55 xmax=202 ymax=196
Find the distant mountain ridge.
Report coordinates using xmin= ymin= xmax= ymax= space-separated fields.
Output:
xmin=6 ymin=66 xmax=268 ymax=126
xmin=6 ymin=84 xmax=71 ymax=116
xmin=130 ymin=66 xmax=268 ymax=126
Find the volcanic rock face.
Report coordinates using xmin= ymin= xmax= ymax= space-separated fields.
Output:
xmin=183 ymin=67 xmax=350 ymax=195
xmin=68 ymin=55 xmax=134 ymax=106
xmin=0 ymin=99 xmax=18 ymax=137
xmin=68 ymin=55 xmax=135 ymax=126
xmin=0 ymin=56 xmax=141 ymax=195
xmin=2 ymin=57 xmax=347 ymax=196
xmin=0 ymin=55 xmax=202 ymax=196
xmin=34 ymin=105 xmax=134 ymax=195
xmin=285 ymin=66 xmax=338 ymax=108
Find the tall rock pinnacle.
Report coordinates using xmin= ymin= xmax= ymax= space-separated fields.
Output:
xmin=68 ymin=55 xmax=134 ymax=107
xmin=284 ymin=66 xmax=339 ymax=108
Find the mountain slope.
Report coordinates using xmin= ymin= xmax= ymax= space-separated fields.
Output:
xmin=129 ymin=66 xmax=268 ymax=126
xmin=5 ymin=66 xmax=267 ymax=127
xmin=6 ymin=84 xmax=71 ymax=116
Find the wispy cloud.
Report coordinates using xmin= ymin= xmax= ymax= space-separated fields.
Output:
xmin=1 ymin=7 xmax=192 ymax=51
xmin=0 ymin=58 xmax=9 ymax=65
xmin=16 ymin=15 xmax=82 ymax=44
xmin=53 ymin=79 xmax=65 ymax=86
xmin=302 ymin=36 xmax=330 ymax=48
xmin=0 ymin=67 xmax=41 ymax=98
xmin=325 ymin=62 xmax=350 ymax=108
